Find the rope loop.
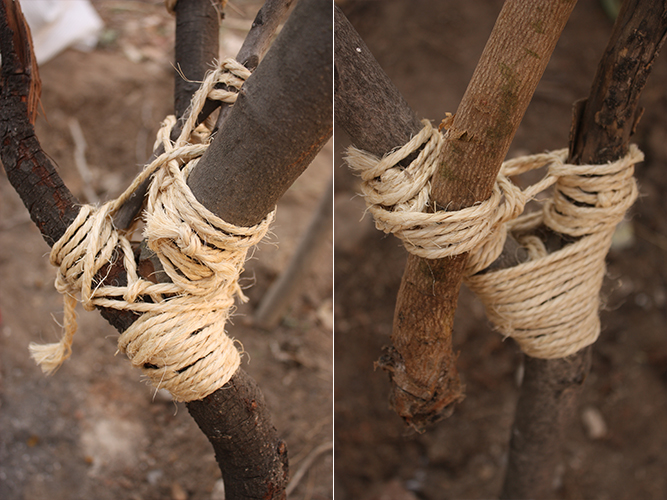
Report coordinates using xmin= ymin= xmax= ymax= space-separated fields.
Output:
xmin=347 ymin=121 xmax=642 ymax=358
xmin=30 ymin=59 xmax=270 ymax=402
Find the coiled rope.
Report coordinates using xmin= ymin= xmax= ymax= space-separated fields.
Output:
xmin=30 ymin=59 xmax=270 ymax=402
xmin=347 ymin=120 xmax=641 ymax=358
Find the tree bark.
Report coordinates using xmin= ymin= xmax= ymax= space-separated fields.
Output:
xmin=1 ymin=0 xmax=332 ymax=497
xmin=334 ymin=7 xmax=422 ymax=156
xmin=188 ymin=0 xmax=332 ymax=227
xmin=173 ymin=0 xmax=221 ymax=119
xmin=501 ymin=1 xmax=667 ymax=498
xmin=336 ymin=1 xmax=578 ymax=431
xmin=113 ymin=0 xmax=295 ymax=230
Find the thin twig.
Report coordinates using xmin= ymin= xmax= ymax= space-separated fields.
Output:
xmin=285 ymin=441 xmax=333 ymax=497
xmin=254 ymin=175 xmax=333 ymax=330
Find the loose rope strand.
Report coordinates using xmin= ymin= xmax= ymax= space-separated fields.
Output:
xmin=347 ymin=121 xmax=642 ymax=359
xmin=30 ymin=59 xmax=269 ymax=402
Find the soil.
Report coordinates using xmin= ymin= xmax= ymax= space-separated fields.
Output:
xmin=0 ymin=2 xmax=332 ymax=500
xmin=335 ymin=1 xmax=667 ymax=499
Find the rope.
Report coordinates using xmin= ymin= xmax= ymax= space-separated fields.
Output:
xmin=346 ymin=121 xmax=641 ymax=359
xmin=29 ymin=58 xmax=268 ymax=402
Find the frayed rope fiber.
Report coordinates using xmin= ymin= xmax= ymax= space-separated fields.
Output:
xmin=29 ymin=58 xmax=272 ymax=402
xmin=346 ymin=120 xmax=641 ymax=359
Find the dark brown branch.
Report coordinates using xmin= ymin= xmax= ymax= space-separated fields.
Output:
xmin=1 ymin=0 xmax=332 ymax=497
xmin=334 ymin=7 xmax=422 ymax=156
xmin=113 ymin=0 xmax=293 ymax=230
xmin=188 ymin=0 xmax=333 ymax=227
xmin=215 ymin=0 xmax=295 ymax=130
xmin=501 ymin=1 xmax=667 ymax=498
xmin=173 ymin=0 xmax=220 ymax=119
xmin=187 ymin=369 xmax=289 ymax=499
xmin=0 ymin=0 xmax=79 ymax=244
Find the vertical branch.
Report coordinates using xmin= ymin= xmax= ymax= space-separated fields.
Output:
xmin=384 ymin=0 xmax=578 ymax=430
xmin=173 ymin=0 xmax=220 ymax=119
xmin=501 ymin=1 xmax=667 ymax=498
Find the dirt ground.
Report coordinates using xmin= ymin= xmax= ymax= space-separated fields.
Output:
xmin=335 ymin=1 xmax=667 ymax=499
xmin=0 ymin=2 xmax=332 ymax=500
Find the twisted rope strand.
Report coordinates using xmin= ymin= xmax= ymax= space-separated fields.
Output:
xmin=347 ymin=121 xmax=642 ymax=359
xmin=30 ymin=59 xmax=270 ymax=402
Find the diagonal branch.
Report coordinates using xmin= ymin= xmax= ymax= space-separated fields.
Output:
xmin=0 ymin=0 xmax=331 ymax=497
xmin=113 ymin=0 xmax=294 ymax=230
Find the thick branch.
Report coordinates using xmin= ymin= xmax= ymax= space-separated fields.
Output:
xmin=334 ymin=7 xmax=422 ymax=156
xmin=188 ymin=0 xmax=332 ymax=227
xmin=337 ymin=0 xmax=577 ymax=430
xmin=501 ymin=1 xmax=667 ymax=498
xmin=113 ymin=0 xmax=295 ymax=230
xmin=0 ymin=0 xmax=78 ymax=244
xmin=1 ymin=0 xmax=332 ymax=497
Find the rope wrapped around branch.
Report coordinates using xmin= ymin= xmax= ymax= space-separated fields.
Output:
xmin=29 ymin=58 xmax=270 ymax=402
xmin=346 ymin=120 xmax=641 ymax=359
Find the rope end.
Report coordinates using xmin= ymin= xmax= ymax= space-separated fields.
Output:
xmin=28 ymin=340 xmax=72 ymax=375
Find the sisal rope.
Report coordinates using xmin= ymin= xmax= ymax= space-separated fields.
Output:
xmin=29 ymin=58 xmax=268 ymax=402
xmin=346 ymin=121 xmax=641 ymax=359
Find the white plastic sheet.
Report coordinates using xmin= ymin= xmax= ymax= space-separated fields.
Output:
xmin=22 ymin=0 xmax=104 ymax=64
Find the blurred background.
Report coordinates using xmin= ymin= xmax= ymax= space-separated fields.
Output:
xmin=0 ymin=1 xmax=332 ymax=499
xmin=334 ymin=1 xmax=667 ymax=499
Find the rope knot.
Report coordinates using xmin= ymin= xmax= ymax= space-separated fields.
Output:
xmin=30 ymin=59 xmax=272 ymax=402
xmin=347 ymin=121 xmax=642 ymax=359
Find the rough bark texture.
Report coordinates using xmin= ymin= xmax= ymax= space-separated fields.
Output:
xmin=501 ymin=1 xmax=667 ymax=498
xmin=501 ymin=350 xmax=592 ymax=499
xmin=1 ymin=0 xmax=332 ymax=497
xmin=0 ymin=0 xmax=78 ymax=244
xmin=189 ymin=0 xmax=333 ymax=227
xmin=187 ymin=369 xmax=290 ymax=500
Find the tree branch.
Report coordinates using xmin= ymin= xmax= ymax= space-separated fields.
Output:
xmin=501 ymin=1 xmax=667 ymax=497
xmin=1 ymin=0 xmax=332 ymax=497
xmin=113 ymin=0 xmax=294 ymax=230
xmin=336 ymin=0 xmax=577 ymax=431
xmin=188 ymin=0 xmax=332 ymax=227
xmin=334 ymin=7 xmax=422 ymax=156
